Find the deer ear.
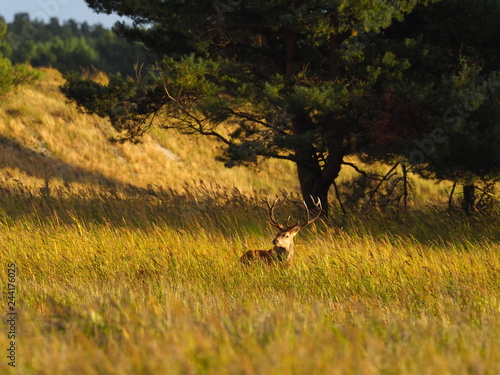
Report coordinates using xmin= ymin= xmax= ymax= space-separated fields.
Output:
xmin=290 ymin=227 xmax=301 ymax=236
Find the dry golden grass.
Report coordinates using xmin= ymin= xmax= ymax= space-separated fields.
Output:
xmin=0 ymin=69 xmax=498 ymax=375
xmin=0 ymin=68 xmax=299 ymax=194
xmin=0 ymin=68 xmax=451 ymax=206
xmin=0 ymin=185 xmax=498 ymax=374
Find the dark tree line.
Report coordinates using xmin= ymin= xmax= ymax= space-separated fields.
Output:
xmin=0 ymin=13 xmax=155 ymax=75
xmin=0 ymin=18 xmax=41 ymax=94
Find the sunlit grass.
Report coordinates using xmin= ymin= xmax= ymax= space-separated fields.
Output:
xmin=0 ymin=68 xmax=299 ymax=194
xmin=0 ymin=68 xmax=498 ymax=374
xmin=0 ymin=183 xmax=498 ymax=374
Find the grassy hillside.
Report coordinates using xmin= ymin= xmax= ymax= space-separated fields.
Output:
xmin=0 ymin=70 xmax=498 ymax=374
xmin=0 ymin=68 xmax=301 ymax=193
xmin=0 ymin=68 xmax=451 ymax=206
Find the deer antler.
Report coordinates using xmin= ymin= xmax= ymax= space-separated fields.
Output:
xmin=267 ymin=194 xmax=290 ymax=230
xmin=241 ymin=195 xmax=321 ymax=265
xmin=267 ymin=194 xmax=322 ymax=230
xmin=295 ymin=196 xmax=322 ymax=229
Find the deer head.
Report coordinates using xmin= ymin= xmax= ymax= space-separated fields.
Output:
xmin=266 ymin=194 xmax=322 ymax=261
xmin=240 ymin=195 xmax=322 ymax=265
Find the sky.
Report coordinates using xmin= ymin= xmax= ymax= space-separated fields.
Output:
xmin=1 ymin=0 xmax=128 ymax=28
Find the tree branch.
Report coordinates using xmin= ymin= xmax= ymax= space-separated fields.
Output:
xmin=342 ymin=161 xmax=368 ymax=176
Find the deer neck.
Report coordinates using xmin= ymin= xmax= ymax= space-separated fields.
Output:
xmin=273 ymin=242 xmax=294 ymax=262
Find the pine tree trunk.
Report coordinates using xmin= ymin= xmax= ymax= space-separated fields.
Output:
xmin=462 ymin=184 xmax=476 ymax=214
xmin=284 ymin=27 xmax=347 ymax=217
xmin=294 ymin=156 xmax=343 ymax=217
xmin=295 ymin=158 xmax=326 ymax=214
xmin=292 ymin=118 xmax=344 ymax=217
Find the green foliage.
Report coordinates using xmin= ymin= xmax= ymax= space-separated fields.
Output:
xmin=0 ymin=13 xmax=155 ymax=75
xmin=68 ymin=1 xmax=434 ymax=167
xmin=421 ymin=66 xmax=499 ymax=181
xmin=62 ymin=0 xmax=499 ymax=212
xmin=0 ymin=18 xmax=41 ymax=94
xmin=377 ymin=0 xmax=500 ymax=185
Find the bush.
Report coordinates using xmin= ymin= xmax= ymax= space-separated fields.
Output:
xmin=0 ymin=18 xmax=41 ymax=94
xmin=0 ymin=56 xmax=41 ymax=94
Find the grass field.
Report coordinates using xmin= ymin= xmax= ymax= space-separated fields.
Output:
xmin=0 ymin=70 xmax=499 ymax=374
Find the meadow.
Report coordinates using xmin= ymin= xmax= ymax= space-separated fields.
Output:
xmin=0 ymin=69 xmax=499 ymax=374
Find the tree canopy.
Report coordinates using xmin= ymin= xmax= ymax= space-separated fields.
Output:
xmin=380 ymin=0 xmax=500 ymax=212
xmin=62 ymin=0 xmax=499 ymax=214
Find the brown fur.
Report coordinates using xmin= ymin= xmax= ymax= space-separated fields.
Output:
xmin=240 ymin=196 xmax=321 ymax=266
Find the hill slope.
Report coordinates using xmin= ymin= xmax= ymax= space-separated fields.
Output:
xmin=0 ymin=68 xmax=456 ymax=210
xmin=0 ymin=69 xmax=498 ymax=375
xmin=0 ymin=68 xmax=299 ymax=193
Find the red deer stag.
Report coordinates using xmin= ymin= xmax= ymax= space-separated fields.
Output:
xmin=240 ymin=195 xmax=322 ymax=265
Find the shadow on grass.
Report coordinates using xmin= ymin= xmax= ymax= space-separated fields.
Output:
xmin=0 ymin=135 xmax=497 ymax=246
xmin=0 ymin=173 xmax=268 ymax=237
xmin=0 ymin=135 xmax=131 ymax=188
xmin=0 ymin=174 xmax=498 ymax=249
xmin=0 ymin=135 xmax=272 ymax=236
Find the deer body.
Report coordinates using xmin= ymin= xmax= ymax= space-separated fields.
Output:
xmin=240 ymin=196 xmax=321 ymax=265
xmin=239 ymin=249 xmax=285 ymax=264
xmin=240 ymin=227 xmax=299 ymax=265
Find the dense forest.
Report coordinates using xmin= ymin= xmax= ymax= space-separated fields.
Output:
xmin=0 ymin=13 xmax=154 ymax=75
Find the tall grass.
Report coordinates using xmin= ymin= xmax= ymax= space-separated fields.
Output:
xmin=0 ymin=68 xmax=498 ymax=374
xmin=0 ymin=182 xmax=498 ymax=374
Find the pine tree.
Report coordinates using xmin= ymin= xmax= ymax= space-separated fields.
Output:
xmin=377 ymin=0 xmax=500 ymax=213
xmin=64 ymin=0 xmax=442 ymax=214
